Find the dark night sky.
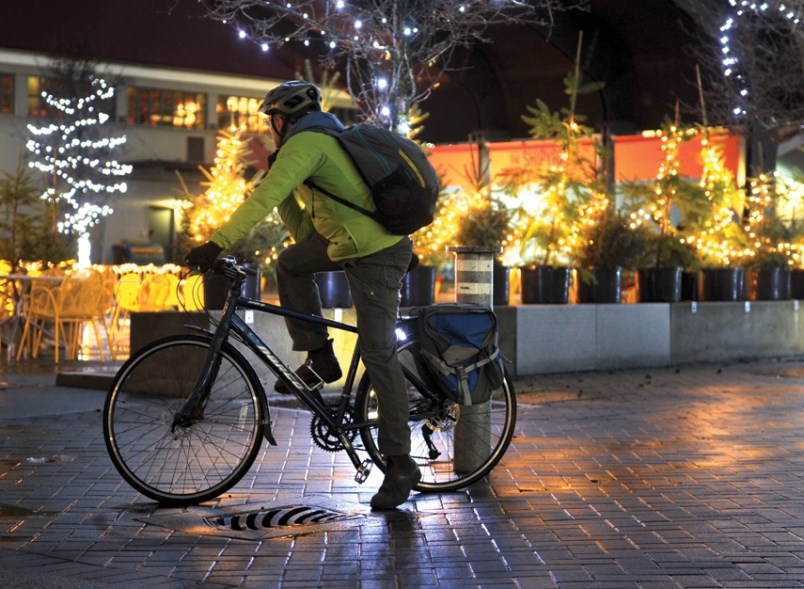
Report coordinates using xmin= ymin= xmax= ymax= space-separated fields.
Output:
xmin=3 ymin=0 xmax=705 ymax=143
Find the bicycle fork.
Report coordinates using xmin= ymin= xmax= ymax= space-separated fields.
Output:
xmin=172 ymin=285 xmax=241 ymax=433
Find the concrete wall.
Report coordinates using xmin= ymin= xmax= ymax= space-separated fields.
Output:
xmin=669 ymin=300 xmax=803 ymax=365
xmin=131 ymin=300 xmax=804 ymax=380
xmin=495 ymin=301 xmax=803 ymax=375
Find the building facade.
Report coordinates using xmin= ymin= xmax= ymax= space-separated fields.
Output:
xmin=0 ymin=47 xmax=356 ymax=264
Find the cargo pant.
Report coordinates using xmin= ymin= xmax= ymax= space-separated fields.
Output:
xmin=276 ymin=232 xmax=413 ymax=456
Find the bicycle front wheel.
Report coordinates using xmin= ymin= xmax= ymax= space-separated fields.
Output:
xmin=355 ymin=336 xmax=516 ymax=492
xmin=104 ymin=335 xmax=266 ymax=505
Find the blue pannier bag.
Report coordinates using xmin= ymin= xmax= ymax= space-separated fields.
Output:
xmin=417 ymin=303 xmax=504 ymax=405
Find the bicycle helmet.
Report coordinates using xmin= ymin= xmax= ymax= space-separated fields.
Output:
xmin=258 ymin=81 xmax=322 ymax=120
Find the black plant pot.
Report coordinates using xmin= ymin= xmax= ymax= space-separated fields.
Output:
xmin=577 ymin=266 xmax=622 ymax=304
xmin=493 ymin=263 xmax=510 ymax=306
xmin=315 ymin=270 xmax=353 ymax=308
xmin=755 ymin=267 xmax=791 ymax=301
xmin=520 ymin=265 xmax=571 ymax=304
xmin=681 ymin=270 xmax=699 ymax=301
xmin=204 ymin=262 xmax=262 ymax=310
xmin=792 ymin=269 xmax=804 ymax=299
xmin=400 ymin=264 xmax=436 ymax=307
xmin=702 ymin=267 xmax=746 ymax=301
xmin=637 ymin=267 xmax=682 ymax=302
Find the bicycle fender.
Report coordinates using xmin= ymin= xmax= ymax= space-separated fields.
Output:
xmin=183 ymin=324 xmax=215 ymax=337
xmin=263 ymin=418 xmax=277 ymax=446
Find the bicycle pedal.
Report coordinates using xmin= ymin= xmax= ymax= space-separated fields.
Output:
xmin=302 ymin=362 xmax=326 ymax=392
xmin=355 ymin=459 xmax=373 ymax=484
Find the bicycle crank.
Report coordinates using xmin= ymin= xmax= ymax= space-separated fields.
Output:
xmin=310 ymin=406 xmax=356 ymax=452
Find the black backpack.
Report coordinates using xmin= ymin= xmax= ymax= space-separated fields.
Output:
xmin=416 ymin=303 xmax=505 ymax=406
xmin=305 ymin=124 xmax=439 ymax=235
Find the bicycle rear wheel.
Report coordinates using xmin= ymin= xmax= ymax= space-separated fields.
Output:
xmin=104 ymin=335 xmax=266 ymax=505
xmin=355 ymin=336 xmax=516 ymax=492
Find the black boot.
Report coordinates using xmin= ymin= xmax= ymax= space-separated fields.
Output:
xmin=274 ymin=339 xmax=342 ymax=394
xmin=370 ymin=455 xmax=421 ymax=510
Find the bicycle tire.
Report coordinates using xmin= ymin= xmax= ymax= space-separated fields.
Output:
xmin=355 ymin=336 xmax=516 ymax=492
xmin=104 ymin=335 xmax=266 ymax=505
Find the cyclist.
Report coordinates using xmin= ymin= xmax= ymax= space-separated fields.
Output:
xmin=185 ymin=80 xmax=421 ymax=510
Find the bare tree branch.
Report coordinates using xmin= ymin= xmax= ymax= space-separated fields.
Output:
xmin=672 ymin=0 xmax=803 ymax=142
xmin=198 ymin=0 xmax=589 ymax=130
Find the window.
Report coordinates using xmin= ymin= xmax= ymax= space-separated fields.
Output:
xmin=0 ymin=74 xmax=13 ymax=114
xmin=217 ymin=94 xmax=361 ymax=132
xmin=127 ymin=86 xmax=206 ymax=129
xmin=217 ymin=95 xmax=266 ymax=133
xmin=27 ymin=76 xmax=58 ymax=117
xmin=28 ymin=76 xmax=117 ymax=119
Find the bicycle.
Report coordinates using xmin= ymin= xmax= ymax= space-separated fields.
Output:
xmin=103 ymin=257 xmax=517 ymax=506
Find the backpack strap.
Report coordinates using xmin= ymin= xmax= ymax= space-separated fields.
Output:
xmin=299 ymin=126 xmax=379 ymax=222
xmin=303 ymin=178 xmax=376 ymax=220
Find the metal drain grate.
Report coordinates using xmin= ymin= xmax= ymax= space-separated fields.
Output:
xmin=205 ymin=505 xmax=347 ymax=531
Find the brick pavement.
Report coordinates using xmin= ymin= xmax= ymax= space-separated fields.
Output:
xmin=2 ymin=357 xmax=804 ymax=587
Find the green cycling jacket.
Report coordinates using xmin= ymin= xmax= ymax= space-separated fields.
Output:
xmin=210 ymin=123 xmax=404 ymax=262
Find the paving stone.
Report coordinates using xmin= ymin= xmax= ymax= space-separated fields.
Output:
xmin=6 ymin=358 xmax=804 ymax=586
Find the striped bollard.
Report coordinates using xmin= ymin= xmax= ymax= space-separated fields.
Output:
xmin=447 ymin=246 xmax=500 ymax=474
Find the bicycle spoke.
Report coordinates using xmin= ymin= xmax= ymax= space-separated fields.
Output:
xmin=104 ymin=336 xmax=265 ymax=505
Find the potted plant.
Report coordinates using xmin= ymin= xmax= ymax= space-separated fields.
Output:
xmin=454 ymin=195 xmax=515 ymax=305
xmin=574 ymin=206 xmax=651 ymax=303
xmin=506 ymin=41 xmax=605 ymax=304
xmin=0 ymin=156 xmax=77 ymax=271
xmin=620 ymin=115 xmax=709 ymax=302
xmin=743 ymin=171 xmax=804 ymax=300
xmin=677 ymin=127 xmax=755 ymax=302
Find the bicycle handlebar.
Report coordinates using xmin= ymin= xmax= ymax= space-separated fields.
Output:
xmin=212 ymin=257 xmax=258 ymax=281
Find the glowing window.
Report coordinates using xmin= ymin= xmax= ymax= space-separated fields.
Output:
xmin=217 ymin=95 xmax=266 ymax=132
xmin=127 ymin=86 xmax=206 ymax=129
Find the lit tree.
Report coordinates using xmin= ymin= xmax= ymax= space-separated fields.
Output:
xmin=621 ymin=111 xmax=706 ymax=269
xmin=25 ymin=59 xmax=130 ymax=265
xmin=504 ymin=36 xmax=607 ymax=267
xmin=198 ymin=0 xmax=588 ymax=132
xmin=183 ymin=127 xmax=286 ymax=270
xmin=682 ymin=126 xmax=749 ymax=267
xmin=741 ymin=170 xmax=804 ymax=269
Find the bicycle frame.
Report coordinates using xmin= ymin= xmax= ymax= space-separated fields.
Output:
xmin=174 ymin=266 xmax=427 ymax=481
xmin=105 ymin=260 xmax=517 ymax=503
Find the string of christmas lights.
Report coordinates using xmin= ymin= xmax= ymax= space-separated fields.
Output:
xmin=682 ymin=129 xmax=749 ymax=267
xmin=719 ymin=0 xmax=802 ymax=119
xmin=203 ymin=0 xmax=587 ymax=130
